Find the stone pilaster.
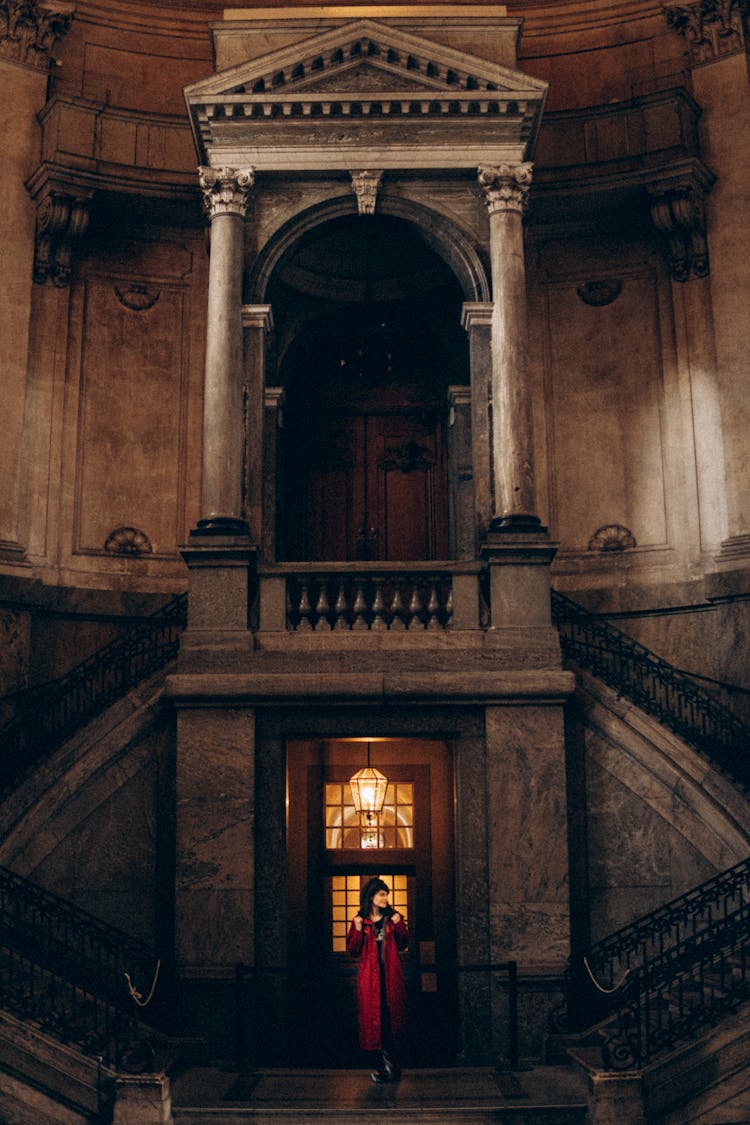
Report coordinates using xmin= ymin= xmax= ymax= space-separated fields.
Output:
xmin=262 ymin=386 xmax=284 ymax=563
xmin=665 ymin=0 xmax=750 ymax=557
xmin=241 ymin=304 xmax=273 ymax=547
xmin=477 ymin=163 xmax=541 ymax=532
xmin=196 ymin=165 xmax=254 ymax=536
xmin=447 ymin=385 xmax=475 ymax=560
xmin=461 ymin=302 xmax=493 ymax=542
xmin=0 ymin=0 xmax=73 ymax=556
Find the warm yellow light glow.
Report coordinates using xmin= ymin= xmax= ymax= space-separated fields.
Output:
xmin=349 ymin=765 xmax=388 ymax=819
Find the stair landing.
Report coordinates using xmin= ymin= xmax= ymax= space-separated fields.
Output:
xmin=171 ymin=1065 xmax=588 ymax=1124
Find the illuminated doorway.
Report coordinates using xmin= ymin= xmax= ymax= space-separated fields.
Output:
xmin=286 ymin=738 xmax=456 ymax=1067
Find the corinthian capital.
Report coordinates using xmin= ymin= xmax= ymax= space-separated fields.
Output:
xmin=199 ymin=166 xmax=255 ymax=219
xmin=478 ymin=163 xmax=533 ymax=216
xmin=665 ymin=0 xmax=748 ymax=66
xmin=0 ymin=0 xmax=74 ymax=70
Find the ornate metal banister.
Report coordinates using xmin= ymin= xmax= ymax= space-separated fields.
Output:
xmin=0 ymin=593 xmax=187 ymax=795
xmin=562 ymin=855 xmax=750 ymax=1068
xmin=0 ymin=864 xmax=168 ymax=1070
xmin=551 ymin=590 xmax=750 ymax=786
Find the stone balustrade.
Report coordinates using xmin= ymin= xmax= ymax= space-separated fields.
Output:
xmin=258 ymin=562 xmax=483 ymax=633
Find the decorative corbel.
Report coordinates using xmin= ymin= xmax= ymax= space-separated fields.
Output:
xmin=33 ymin=187 xmax=91 ymax=286
xmin=646 ymin=161 xmax=715 ymax=281
xmin=350 ymin=170 xmax=383 ymax=216
xmin=664 ymin=0 xmax=748 ymax=66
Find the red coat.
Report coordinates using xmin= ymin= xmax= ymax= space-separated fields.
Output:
xmin=347 ymin=914 xmax=409 ymax=1050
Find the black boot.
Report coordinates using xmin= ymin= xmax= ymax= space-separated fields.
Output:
xmin=370 ymin=1052 xmax=389 ymax=1083
xmin=382 ymin=1050 xmax=401 ymax=1081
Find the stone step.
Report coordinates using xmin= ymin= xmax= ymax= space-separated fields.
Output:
xmin=171 ymin=1065 xmax=588 ymax=1124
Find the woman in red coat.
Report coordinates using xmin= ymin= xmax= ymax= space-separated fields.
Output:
xmin=347 ymin=877 xmax=409 ymax=1082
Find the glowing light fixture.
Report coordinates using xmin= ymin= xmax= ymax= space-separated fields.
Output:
xmin=349 ymin=742 xmax=388 ymax=833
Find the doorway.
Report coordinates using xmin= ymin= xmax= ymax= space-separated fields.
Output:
xmin=286 ymin=738 xmax=456 ymax=1067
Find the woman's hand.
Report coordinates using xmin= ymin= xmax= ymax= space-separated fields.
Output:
xmin=391 ymin=912 xmax=402 ymax=925
xmin=353 ymin=915 xmax=363 ymax=931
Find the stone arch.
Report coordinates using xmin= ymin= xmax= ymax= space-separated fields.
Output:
xmin=247 ymin=190 xmax=490 ymax=306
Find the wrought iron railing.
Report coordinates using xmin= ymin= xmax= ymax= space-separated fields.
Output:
xmin=0 ymin=864 xmax=167 ymax=1070
xmin=562 ymin=855 xmax=750 ymax=1068
xmin=551 ymin=590 xmax=750 ymax=786
xmin=0 ymin=593 xmax=187 ymax=796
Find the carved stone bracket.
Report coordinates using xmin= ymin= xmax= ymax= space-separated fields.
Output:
xmin=646 ymin=161 xmax=715 ymax=281
xmin=350 ymin=170 xmax=383 ymax=216
xmin=477 ymin=163 xmax=534 ymax=216
xmin=198 ymin=166 xmax=254 ymax=219
xmin=0 ymin=0 xmax=74 ymax=70
xmin=31 ymin=184 xmax=91 ymax=286
xmin=665 ymin=0 xmax=748 ymax=66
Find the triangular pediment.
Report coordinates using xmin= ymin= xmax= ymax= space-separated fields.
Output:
xmin=184 ymin=17 xmax=548 ymax=170
xmin=185 ymin=18 xmax=547 ymax=103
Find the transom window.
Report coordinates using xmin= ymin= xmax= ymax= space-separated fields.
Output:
xmin=325 ymin=781 xmax=414 ymax=849
xmin=330 ymin=874 xmax=409 ymax=953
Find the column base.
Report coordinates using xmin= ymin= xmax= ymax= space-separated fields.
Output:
xmin=490 ymin=514 xmax=548 ymax=534
xmin=194 ymin=516 xmax=250 ymax=536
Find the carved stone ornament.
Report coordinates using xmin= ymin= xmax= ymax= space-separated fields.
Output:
xmin=379 ymin=440 xmax=435 ymax=474
xmin=665 ymin=0 xmax=748 ymax=66
xmin=648 ymin=183 xmax=710 ymax=281
xmin=576 ymin=279 xmax=623 ymax=307
xmin=0 ymin=0 xmax=73 ymax=70
xmin=114 ymin=283 xmax=161 ymax=312
xmin=198 ymin=166 xmax=255 ymax=219
xmin=104 ymin=526 xmax=153 ymax=556
xmin=588 ymin=524 xmax=637 ymax=552
xmin=477 ymin=163 xmax=534 ymax=216
xmin=350 ymin=170 xmax=383 ymax=216
xmin=33 ymin=189 xmax=90 ymax=286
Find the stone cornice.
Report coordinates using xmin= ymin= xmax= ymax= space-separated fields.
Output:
xmin=0 ymin=0 xmax=74 ymax=71
xmin=665 ymin=0 xmax=748 ymax=66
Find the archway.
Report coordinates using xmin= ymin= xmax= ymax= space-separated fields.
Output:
xmin=265 ymin=212 xmax=470 ymax=561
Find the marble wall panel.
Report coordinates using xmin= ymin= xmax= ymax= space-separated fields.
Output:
xmin=70 ymin=245 xmax=200 ymax=562
xmin=485 ymin=705 xmax=570 ymax=969
xmin=175 ymin=708 xmax=255 ymax=966
xmin=540 ymin=264 xmax=668 ymax=553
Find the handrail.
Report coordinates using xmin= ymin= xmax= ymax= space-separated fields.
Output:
xmin=0 ymin=593 xmax=187 ymax=795
xmin=561 ymin=854 xmax=750 ymax=1068
xmin=551 ymin=589 xmax=750 ymax=787
xmin=0 ymin=864 xmax=167 ymax=1070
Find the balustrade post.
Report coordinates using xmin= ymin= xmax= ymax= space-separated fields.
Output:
xmin=259 ymin=574 xmax=286 ymax=632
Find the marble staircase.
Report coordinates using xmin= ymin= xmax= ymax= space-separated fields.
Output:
xmin=169 ymin=1064 xmax=589 ymax=1124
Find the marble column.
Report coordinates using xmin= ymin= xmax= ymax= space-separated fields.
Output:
xmin=197 ymin=166 xmax=254 ymax=536
xmin=241 ymin=304 xmax=273 ymax=547
xmin=477 ymin=164 xmax=541 ymax=532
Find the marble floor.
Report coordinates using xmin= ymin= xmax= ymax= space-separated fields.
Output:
xmin=171 ymin=1064 xmax=588 ymax=1123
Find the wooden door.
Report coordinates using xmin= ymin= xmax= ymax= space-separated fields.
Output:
xmin=285 ymin=411 xmax=447 ymax=561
